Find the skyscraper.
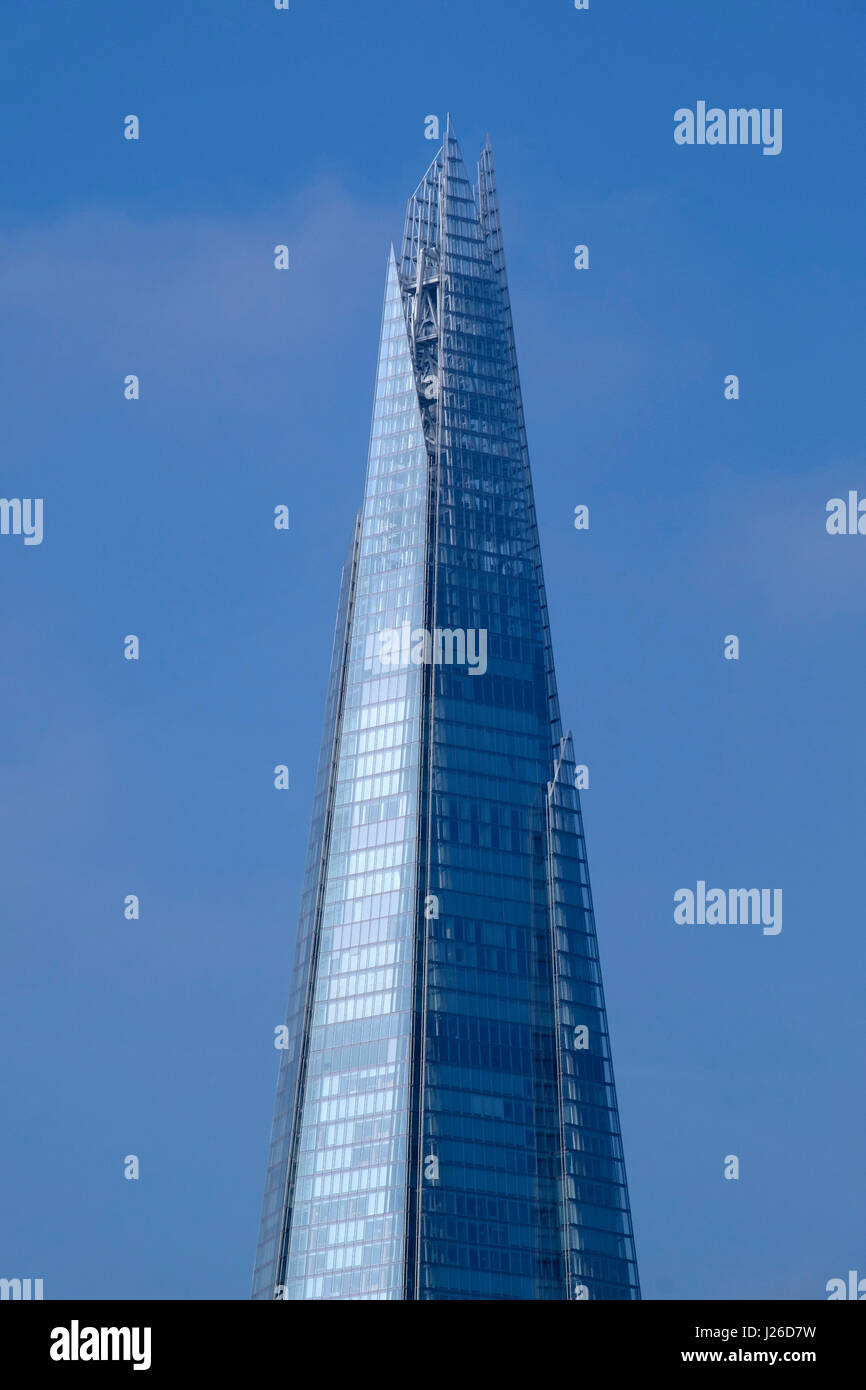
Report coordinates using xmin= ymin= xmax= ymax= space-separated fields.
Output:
xmin=253 ymin=122 xmax=640 ymax=1301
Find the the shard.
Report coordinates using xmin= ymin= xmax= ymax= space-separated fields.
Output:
xmin=252 ymin=121 xmax=640 ymax=1301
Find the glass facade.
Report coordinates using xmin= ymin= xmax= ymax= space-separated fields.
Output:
xmin=253 ymin=122 xmax=639 ymax=1301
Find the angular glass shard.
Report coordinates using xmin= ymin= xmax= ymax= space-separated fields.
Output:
xmin=254 ymin=123 xmax=639 ymax=1301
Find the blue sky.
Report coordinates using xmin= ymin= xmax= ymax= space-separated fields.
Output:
xmin=1 ymin=0 xmax=864 ymax=1299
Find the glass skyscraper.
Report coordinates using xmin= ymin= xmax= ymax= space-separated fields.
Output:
xmin=253 ymin=121 xmax=640 ymax=1301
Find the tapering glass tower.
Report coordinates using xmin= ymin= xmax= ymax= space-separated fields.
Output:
xmin=253 ymin=122 xmax=640 ymax=1301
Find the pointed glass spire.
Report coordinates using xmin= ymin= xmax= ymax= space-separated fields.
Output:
xmin=254 ymin=126 xmax=640 ymax=1301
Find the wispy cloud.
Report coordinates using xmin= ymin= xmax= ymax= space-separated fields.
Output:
xmin=0 ymin=181 xmax=392 ymax=403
